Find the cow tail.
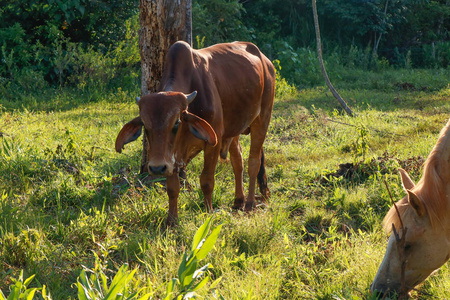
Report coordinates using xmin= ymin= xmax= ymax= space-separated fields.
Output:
xmin=257 ymin=147 xmax=270 ymax=199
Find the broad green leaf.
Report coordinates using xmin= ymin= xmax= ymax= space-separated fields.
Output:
xmin=136 ymin=293 xmax=153 ymax=300
xmin=93 ymin=274 xmax=106 ymax=296
xmin=23 ymin=274 xmax=36 ymax=287
xmin=196 ymin=224 xmax=222 ymax=260
xmin=7 ymin=285 xmax=18 ymax=300
xmin=180 ymin=258 xmax=198 ymax=287
xmin=76 ymin=283 xmax=85 ymax=300
xmin=78 ymin=270 xmax=92 ymax=292
xmin=135 ymin=285 xmax=154 ymax=300
xmin=108 ymin=264 xmax=129 ymax=288
xmin=77 ymin=280 xmax=93 ymax=300
xmin=209 ymin=276 xmax=222 ymax=290
xmin=164 ymin=278 xmax=177 ymax=300
xmin=25 ymin=288 xmax=37 ymax=300
xmin=42 ymin=285 xmax=51 ymax=300
xmin=178 ymin=252 xmax=188 ymax=281
xmin=103 ymin=272 xmax=128 ymax=300
xmin=191 ymin=216 xmax=213 ymax=250
xmin=191 ymin=275 xmax=209 ymax=292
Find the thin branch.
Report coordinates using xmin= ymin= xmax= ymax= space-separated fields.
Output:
xmin=384 ymin=180 xmax=405 ymax=231
xmin=384 ymin=179 xmax=408 ymax=299
xmin=312 ymin=0 xmax=355 ymax=117
xmin=326 ymin=118 xmax=408 ymax=138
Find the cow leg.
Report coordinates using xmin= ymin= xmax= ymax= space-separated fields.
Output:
xmin=245 ymin=119 xmax=268 ymax=212
xmin=229 ymin=136 xmax=246 ymax=209
xmin=166 ymin=173 xmax=180 ymax=226
xmin=200 ymin=145 xmax=220 ymax=213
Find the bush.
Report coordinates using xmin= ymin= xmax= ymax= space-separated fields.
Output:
xmin=273 ymin=60 xmax=297 ymax=99
xmin=275 ymin=41 xmax=321 ymax=88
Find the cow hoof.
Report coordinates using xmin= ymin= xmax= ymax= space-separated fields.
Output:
xmin=232 ymin=197 xmax=245 ymax=210
xmin=244 ymin=201 xmax=255 ymax=212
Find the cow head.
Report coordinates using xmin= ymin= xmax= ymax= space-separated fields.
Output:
xmin=371 ymin=168 xmax=450 ymax=296
xmin=115 ymin=91 xmax=217 ymax=176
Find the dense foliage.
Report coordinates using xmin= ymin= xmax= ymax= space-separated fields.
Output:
xmin=2 ymin=0 xmax=450 ymax=92
xmin=0 ymin=0 xmax=139 ymax=93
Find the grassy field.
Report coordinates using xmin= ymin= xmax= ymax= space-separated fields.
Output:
xmin=1 ymin=67 xmax=450 ymax=299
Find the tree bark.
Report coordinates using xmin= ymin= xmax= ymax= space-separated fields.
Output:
xmin=139 ymin=0 xmax=192 ymax=173
xmin=139 ymin=0 xmax=192 ymax=95
xmin=312 ymin=0 xmax=355 ymax=117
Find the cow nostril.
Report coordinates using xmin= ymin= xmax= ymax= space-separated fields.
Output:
xmin=370 ymin=284 xmax=394 ymax=299
xmin=149 ymin=165 xmax=167 ymax=175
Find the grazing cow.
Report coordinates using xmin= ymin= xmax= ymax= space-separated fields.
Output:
xmin=371 ymin=118 xmax=450 ymax=296
xmin=115 ymin=41 xmax=275 ymax=225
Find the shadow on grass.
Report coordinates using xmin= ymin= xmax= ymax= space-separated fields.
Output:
xmin=0 ymin=85 xmax=139 ymax=113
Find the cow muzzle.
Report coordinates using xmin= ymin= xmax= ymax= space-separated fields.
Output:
xmin=147 ymin=161 xmax=174 ymax=176
xmin=149 ymin=165 xmax=167 ymax=175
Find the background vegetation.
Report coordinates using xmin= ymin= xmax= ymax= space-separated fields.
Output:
xmin=1 ymin=0 xmax=450 ymax=299
xmin=3 ymin=0 xmax=450 ymax=91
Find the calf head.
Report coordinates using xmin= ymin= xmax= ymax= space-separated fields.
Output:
xmin=115 ymin=91 xmax=217 ymax=176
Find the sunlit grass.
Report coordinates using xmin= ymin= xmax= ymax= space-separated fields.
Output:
xmin=1 ymin=68 xmax=450 ymax=298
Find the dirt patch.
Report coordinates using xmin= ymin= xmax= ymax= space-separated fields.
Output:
xmin=322 ymin=151 xmax=425 ymax=183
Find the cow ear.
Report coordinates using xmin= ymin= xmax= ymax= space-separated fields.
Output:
xmin=115 ymin=117 xmax=143 ymax=153
xmin=182 ymin=111 xmax=217 ymax=146
xmin=407 ymin=189 xmax=426 ymax=217
xmin=399 ymin=168 xmax=415 ymax=191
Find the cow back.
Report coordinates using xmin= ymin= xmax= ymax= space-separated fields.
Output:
xmin=159 ymin=41 xmax=275 ymax=141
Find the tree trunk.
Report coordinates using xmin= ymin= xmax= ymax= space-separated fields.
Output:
xmin=373 ymin=0 xmax=389 ymax=57
xmin=139 ymin=0 xmax=192 ymax=173
xmin=312 ymin=0 xmax=355 ymax=117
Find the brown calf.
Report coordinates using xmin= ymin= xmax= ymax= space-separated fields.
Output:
xmin=115 ymin=41 xmax=275 ymax=225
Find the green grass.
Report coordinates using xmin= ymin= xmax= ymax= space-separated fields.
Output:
xmin=1 ymin=67 xmax=450 ymax=299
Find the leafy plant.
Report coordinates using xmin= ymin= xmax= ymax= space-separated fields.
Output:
xmin=75 ymin=216 xmax=222 ymax=300
xmin=76 ymin=257 xmax=151 ymax=300
xmin=0 ymin=271 xmax=51 ymax=300
xmin=273 ymin=59 xmax=297 ymax=99
xmin=352 ymin=124 xmax=370 ymax=164
xmin=195 ymin=36 xmax=206 ymax=49
xmin=164 ymin=216 xmax=223 ymax=300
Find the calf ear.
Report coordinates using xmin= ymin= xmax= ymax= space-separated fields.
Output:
xmin=183 ymin=111 xmax=217 ymax=146
xmin=115 ymin=117 xmax=143 ymax=153
xmin=399 ymin=168 xmax=415 ymax=191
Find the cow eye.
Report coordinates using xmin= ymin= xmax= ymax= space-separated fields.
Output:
xmin=404 ymin=244 xmax=412 ymax=252
xmin=172 ymin=119 xmax=180 ymax=134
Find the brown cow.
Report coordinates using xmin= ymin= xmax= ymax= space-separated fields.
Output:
xmin=115 ymin=41 xmax=275 ymax=225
